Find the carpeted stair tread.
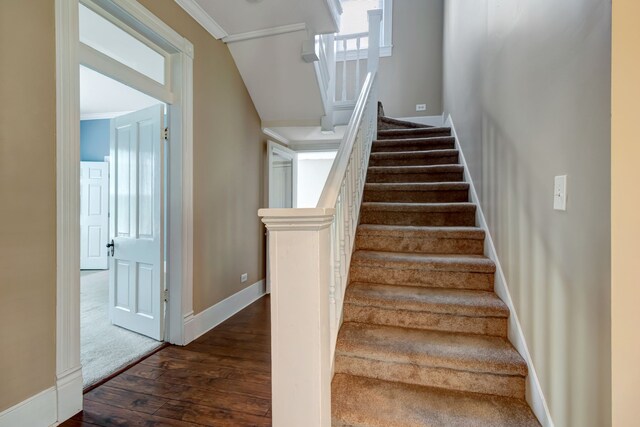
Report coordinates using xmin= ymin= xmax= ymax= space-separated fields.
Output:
xmin=357 ymin=224 xmax=484 ymax=239
xmin=362 ymin=202 xmax=476 ymax=212
xmin=360 ymin=202 xmax=477 ymax=227
xmin=364 ymin=182 xmax=469 ymax=192
xmin=355 ymin=225 xmax=485 ymax=255
xmin=372 ymin=137 xmax=455 ymax=152
xmin=377 ymin=127 xmax=452 ymax=140
xmin=343 ymin=282 xmax=508 ymax=336
xmin=336 ymin=322 xmax=526 ymax=377
xmin=332 ymin=374 xmax=541 ymax=427
xmin=351 ymin=250 xmax=496 ymax=273
xmin=368 ymin=164 xmax=464 ymax=174
xmin=363 ymin=182 xmax=469 ymax=203
xmin=345 ymin=282 xmax=509 ymax=318
xmin=369 ymin=149 xmax=459 ymax=167
xmin=366 ymin=164 xmax=465 ymax=183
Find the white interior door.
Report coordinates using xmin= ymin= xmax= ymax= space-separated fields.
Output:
xmin=109 ymin=104 xmax=164 ymax=340
xmin=80 ymin=161 xmax=109 ymax=270
xmin=268 ymin=141 xmax=297 ymax=208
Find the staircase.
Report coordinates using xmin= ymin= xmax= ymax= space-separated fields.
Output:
xmin=331 ymin=116 xmax=540 ymax=426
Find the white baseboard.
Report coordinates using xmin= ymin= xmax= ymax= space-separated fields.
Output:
xmin=445 ymin=115 xmax=554 ymax=427
xmin=0 ymin=366 xmax=83 ymax=427
xmin=56 ymin=367 xmax=83 ymax=424
xmin=183 ymin=279 xmax=266 ymax=344
xmin=0 ymin=387 xmax=57 ymax=427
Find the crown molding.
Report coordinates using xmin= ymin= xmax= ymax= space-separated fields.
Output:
xmin=174 ymin=0 xmax=227 ymax=39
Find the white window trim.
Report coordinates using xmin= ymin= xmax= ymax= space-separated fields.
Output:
xmin=335 ymin=0 xmax=393 ymax=61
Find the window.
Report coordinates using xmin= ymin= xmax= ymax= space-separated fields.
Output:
xmin=79 ymin=3 xmax=167 ymax=84
xmin=338 ymin=0 xmax=393 ymax=56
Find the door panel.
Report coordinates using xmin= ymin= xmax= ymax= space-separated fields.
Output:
xmin=80 ymin=161 xmax=109 ymax=270
xmin=109 ymin=104 xmax=164 ymax=340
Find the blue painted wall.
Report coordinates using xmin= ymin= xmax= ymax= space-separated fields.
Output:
xmin=80 ymin=119 xmax=110 ymax=161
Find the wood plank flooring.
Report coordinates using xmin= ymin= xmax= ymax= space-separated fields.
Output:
xmin=62 ymin=297 xmax=272 ymax=426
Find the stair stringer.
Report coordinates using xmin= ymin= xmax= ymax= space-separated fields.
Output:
xmin=445 ymin=114 xmax=555 ymax=427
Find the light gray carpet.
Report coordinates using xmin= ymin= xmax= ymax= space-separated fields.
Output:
xmin=81 ymin=270 xmax=162 ymax=387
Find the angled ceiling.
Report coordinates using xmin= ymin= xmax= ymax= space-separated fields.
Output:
xmin=176 ymin=0 xmax=340 ymax=38
xmin=175 ymin=0 xmax=342 ymax=125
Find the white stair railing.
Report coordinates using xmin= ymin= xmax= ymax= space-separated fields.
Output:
xmin=259 ymin=10 xmax=381 ymax=427
xmin=335 ymin=31 xmax=367 ymax=104
xmin=316 ymin=9 xmax=382 ymax=130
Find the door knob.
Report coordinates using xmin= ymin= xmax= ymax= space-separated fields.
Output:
xmin=106 ymin=239 xmax=114 ymax=256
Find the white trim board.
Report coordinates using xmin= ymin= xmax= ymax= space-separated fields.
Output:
xmin=222 ymin=23 xmax=307 ymax=44
xmin=0 ymin=387 xmax=57 ymax=427
xmin=445 ymin=115 xmax=554 ymax=427
xmin=184 ymin=280 xmax=267 ymax=343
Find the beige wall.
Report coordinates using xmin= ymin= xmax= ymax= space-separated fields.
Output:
xmin=138 ymin=0 xmax=265 ymax=313
xmin=378 ymin=0 xmax=443 ymax=117
xmin=0 ymin=0 xmax=264 ymax=412
xmin=443 ymin=1 xmax=611 ymax=426
xmin=0 ymin=0 xmax=57 ymax=411
xmin=611 ymin=1 xmax=640 ymax=425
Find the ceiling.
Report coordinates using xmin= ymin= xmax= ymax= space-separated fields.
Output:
xmin=189 ymin=0 xmax=340 ymax=36
xmin=80 ymin=65 xmax=162 ymax=120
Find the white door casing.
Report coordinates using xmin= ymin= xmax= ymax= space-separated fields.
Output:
xmin=268 ymin=140 xmax=298 ymax=208
xmin=56 ymin=0 xmax=194 ymax=422
xmin=80 ymin=161 xmax=109 ymax=270
xmin=109 ymin=104 xmax=164 ymax=340
xmin=266 ymin=141 xmax=298 ymax=293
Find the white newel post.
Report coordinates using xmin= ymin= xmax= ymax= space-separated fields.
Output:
xmin=367 ymin=9 xmax=382 ymax=73
xmin=259 ymin=208 xmax=335 ymax=427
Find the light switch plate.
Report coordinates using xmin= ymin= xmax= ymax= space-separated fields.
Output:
xmin=554 ymin=175 xmax=567 ymax=211
xmin=416 ymin=104 xmax=426 ymax=112
xmin=241 ymin=273 xmax=248 ymax=283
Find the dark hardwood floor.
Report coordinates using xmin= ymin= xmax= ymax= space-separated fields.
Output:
xmin=62 ymin=296 xmax=272 ymax=426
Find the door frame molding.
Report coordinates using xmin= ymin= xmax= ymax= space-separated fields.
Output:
xmin=55 ymin=0 xmax=194 ymax=422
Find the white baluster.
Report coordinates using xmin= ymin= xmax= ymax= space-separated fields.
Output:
xmin=355 ymin=37 xmax=361 ymax=101
xmin=329 ymin=219 xmax=337 ymax=344
xmin=340 ymin=181 xmax=348 ymax=278
xmin=341 ymin=39 xmax=347 ymax=102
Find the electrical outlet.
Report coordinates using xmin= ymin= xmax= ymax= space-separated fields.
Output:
xmin=241 ymin=273 xmax=248 ymax=283
xmin=416 ymin=104 xmax=427 ymax=112
xmin=553 ymin=175 xmax=567 ymax=211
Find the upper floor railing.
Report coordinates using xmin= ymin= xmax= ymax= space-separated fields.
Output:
xmin=258 ymin=10 xmax=381 ymax=426
xmin=315 ymin=9 xmax=382 ymax=131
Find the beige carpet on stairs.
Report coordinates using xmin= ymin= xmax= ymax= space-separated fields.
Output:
xmin=330 ymin=112 xmax=540 ymax=426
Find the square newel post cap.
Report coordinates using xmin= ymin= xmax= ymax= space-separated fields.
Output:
xmin=258 ymin=208 xmax=336 ymax=231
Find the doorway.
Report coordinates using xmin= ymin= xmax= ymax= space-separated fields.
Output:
xmin=54 ymin=0 xmax=194 ymax=417
xmin=79 ymin=64 xmax=167 ymax=387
